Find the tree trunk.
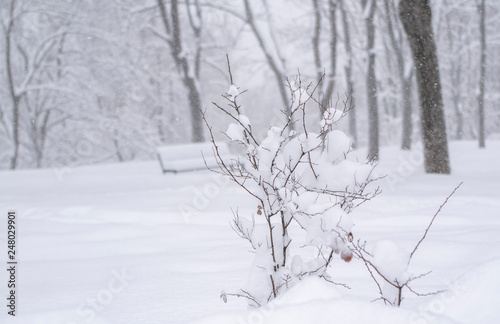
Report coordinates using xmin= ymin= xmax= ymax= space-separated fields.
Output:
xmin=340 ymin=0 xmax=357 ymax=148
xmin=444 ymin=8 xmax=464 ymax=141
xmin=451 ymin=64 xmax=464 ymax=140
xmin=35 ymin=109 xmax=51 ymax=168
xmin=384 ymin=0 xmax=413 ymax=150
xmin=363 ymin=0 xmax=379 ymax=160
xmin=6 ymin=1 xmax=20 ymax=169
xmin=321 ymin=0 xmax=337 ymax=110
xmin=311 ymin=0 xmax=323 ymax=85
xmin=311 ymin=0 xmax=338 ymax=117
xmin=399 ymin=0 xmax=450 ymax=174
xmin=477 ymin=0 xmax=486 ymax=148
xmin=401 ymin=75 xmax=413 ymax=149
xmin=158 ymin=0 xmax=204 ymax=142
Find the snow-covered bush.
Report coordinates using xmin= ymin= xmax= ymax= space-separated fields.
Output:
xmin=204 ymin=74 xmax=380 ymax=306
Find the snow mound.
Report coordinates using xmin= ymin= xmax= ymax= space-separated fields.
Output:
xmin=427 ymin=258 xmax=500 ymax=324
xmin=192 ymin=277 xmax=459 ymax=324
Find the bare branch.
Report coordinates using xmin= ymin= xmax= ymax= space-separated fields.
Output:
xmin=409 ymin=182 xmax=463 ymax=261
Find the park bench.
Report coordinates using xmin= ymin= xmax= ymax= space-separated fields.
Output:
xmin=156 ymin=142 xmax=236 ymax=174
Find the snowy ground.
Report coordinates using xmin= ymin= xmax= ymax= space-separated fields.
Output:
xmin=1 ymin=140 xmax=499 ymax=323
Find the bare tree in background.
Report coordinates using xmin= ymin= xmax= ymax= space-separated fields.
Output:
xmin=203 ymin=0 xmax=292 ymax=128
xmin=311 ymin=0 xmax=338 ymax=114
xmin=400 ymin=0 xmax=451 ymax=174
xmin=362 ymin=0 xmax=380 ymax=160
xmin=3 ymin=0 xmax=20 ymax=169
xmin=157 ymin=0 xmax=205 ymax=142
xmin=2 ymin=0 xmax=20 ymax=169
xmin=383 ymin=0 xmax=414 ymax=150
xmin=312 ymin=0 xmax=323 ymax=86
xmin=477 ymin=0 xmax=486 ymax=148
xmin=2 ymin=0 xmax=500 ymax=170
xmin=242 ymin=0 xmax=293 ymax=130
xmin=438 ymin=0 xmax=481 ymax=142
xmin=323 ymin=0 xmax=338 ymax=109
xmin=1 ymin=0 xmax=78 ymax=169
xmin=442 ymin=3 xmax=466 ymax=141
xmin=340 ymin=0 xmax=357 ymax=148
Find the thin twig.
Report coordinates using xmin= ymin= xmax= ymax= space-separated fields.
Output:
xmin=226 ymin=53 xmax=233 ymax=85
xmin=409 ymin=182 xmax=463 ymax=262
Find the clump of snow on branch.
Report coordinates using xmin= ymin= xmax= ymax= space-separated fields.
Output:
xmin=320 ymin=107 xmax=344 ymax=131
xmin=227 ymin=84 xmax=239 ymax=101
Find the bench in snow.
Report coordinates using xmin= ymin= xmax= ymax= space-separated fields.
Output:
xmin=157 ymin=142 xmax=235 ymax=174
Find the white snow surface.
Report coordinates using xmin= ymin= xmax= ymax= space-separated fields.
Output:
xmin=195 ymin=277 xmax=459 ymax=324
xmin=1 ymin=140 xmax=500 ymax=323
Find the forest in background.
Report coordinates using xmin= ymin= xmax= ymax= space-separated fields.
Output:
xmin=0 ymin=0 xmax=498 ymax=170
